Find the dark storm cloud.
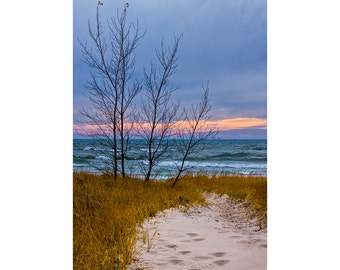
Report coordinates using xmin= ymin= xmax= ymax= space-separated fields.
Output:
xmin=74 ymin=0 xmax=266 ymax=123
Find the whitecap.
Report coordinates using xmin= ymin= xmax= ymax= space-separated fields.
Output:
xmin=96 ymin=155 xmax=110 ymax=160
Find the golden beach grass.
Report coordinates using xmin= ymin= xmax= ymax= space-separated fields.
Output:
xmin=73 ymin=172 xmax=266 ymax=269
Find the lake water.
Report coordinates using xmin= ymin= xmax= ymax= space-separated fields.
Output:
xmin=73 ymin=139 xmax=267 ymax=179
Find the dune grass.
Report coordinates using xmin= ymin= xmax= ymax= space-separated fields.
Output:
xmin=73 ymin=172 xmax=266 ymax=269
xmin=178 ymin=173 xmax=267 ymax=219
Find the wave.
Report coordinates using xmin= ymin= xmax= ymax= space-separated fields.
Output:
xmin=82 ymin=146 xmax=115 ymax=152
xmin=157 ymin=160 xmax=227 ymax=168
xmin=73 ymin=163 xmax=86 ymax=167
xmin=210 ymin=152 xmax=250 ymax=159
xmin=73 ymin=139 xmax=267 ymax=176
xmin=96 ymin=155 xmax=111 ymax=160
xmin=73 ymin=155 xmax=96 ymax=163
xmin=185 ymin=151 xmax=266 ymax=162
xmin=251 ymin=146 xmax=267 ymax=151
xmin=91 ymin=154 xmax=142 ymax=161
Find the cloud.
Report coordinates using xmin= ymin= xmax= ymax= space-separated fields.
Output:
xmin=73 ymin=0 xmax=267 ymax=138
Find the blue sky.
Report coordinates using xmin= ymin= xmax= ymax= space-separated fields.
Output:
xmin=73 ymin=0 xmax=267 ymax=138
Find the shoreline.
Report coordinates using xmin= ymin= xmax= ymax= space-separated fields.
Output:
xmin=129 ymin=193 xmax=267 ymax=270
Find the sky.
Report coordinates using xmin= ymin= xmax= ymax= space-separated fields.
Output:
xmin=73 ymin=0 xmax=267 ymax=139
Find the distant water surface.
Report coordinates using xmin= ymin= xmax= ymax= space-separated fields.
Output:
xmin=73 ymin=139 xmax=267 ymax=178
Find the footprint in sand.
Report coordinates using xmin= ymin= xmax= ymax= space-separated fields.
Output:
xmin=166 ymin=244 xmax=178 ymax=249
xmin=169 ymin=259 xmax=184 ymax=265
xmin=238 ymin=239 xmax=263 ymax=245
xmin=187 ymin=233 xmax=199 ymax=237
xmin=178 ymin=251 xmax=192 ymax=255
xmin=212 ymin=260 xmax=230 ymax=266
xmin=192 ymin=238 xmax=205 ymax=242
xmin=209 ymin=252 xmax=227 ymax=257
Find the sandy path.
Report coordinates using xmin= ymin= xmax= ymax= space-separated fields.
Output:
xmin=129 ymin=193 xmax=267 ymax=270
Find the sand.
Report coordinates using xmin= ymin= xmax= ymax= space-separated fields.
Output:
xmin=128 ymin=193 xmax=267 ymax=270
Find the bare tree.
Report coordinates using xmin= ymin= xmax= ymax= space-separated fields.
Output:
xmin=110 ymin=12 xmax=144 ymax=178
xmin=172 ymin=83 xmax=217 ymax=187
xmin=77 ymin=3 xmax=144 ymax=179
xmin=137 ymin=36 xmax=182 ymax=181
xmin=76 ymin=5 xmax=218 ymax=182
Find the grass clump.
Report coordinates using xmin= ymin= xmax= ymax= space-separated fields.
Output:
xmin=73 ymin=172 xmax=266 ymax=269
xmin=73 ymin=172 xmax=205 ymax=269
xmin=176 ymin=173 xmax=267 ymax=218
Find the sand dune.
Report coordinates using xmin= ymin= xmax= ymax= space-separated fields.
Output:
xmin=128 ymin=193 xmax=267 ymax=269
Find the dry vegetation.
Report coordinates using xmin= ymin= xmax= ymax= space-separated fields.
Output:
xmin=73 ymin=172 xmax=266 ymax=269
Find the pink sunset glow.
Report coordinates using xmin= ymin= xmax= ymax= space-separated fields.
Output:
xmin=73 ymin=117 xmax=267 ymax=136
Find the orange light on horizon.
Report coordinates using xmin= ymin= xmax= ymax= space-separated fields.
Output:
xmin=205 ymin=117 xmax=267 ymax=131
xmin=74 ymin=117 xmax=266 ymax=135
